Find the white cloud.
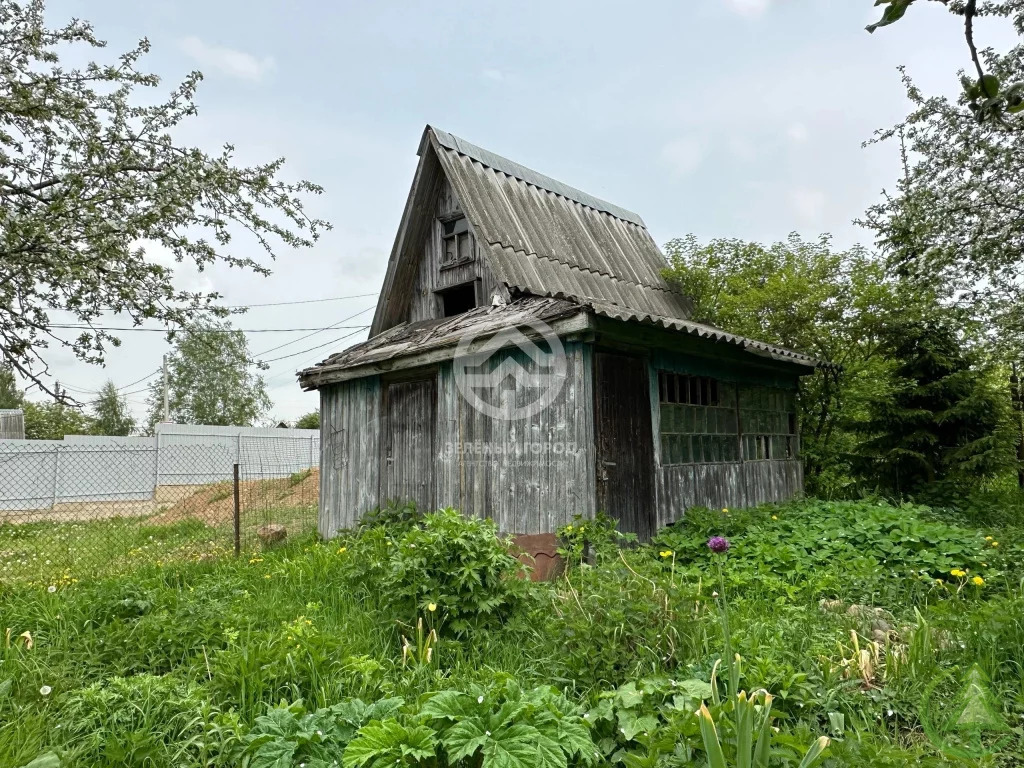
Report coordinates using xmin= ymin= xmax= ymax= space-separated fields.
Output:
xmin=481 ymin=68 xmax=505 ymax=82
xmin=661 ymin=137 xmax=704 ymax=177
xmin=790 ymin=187 xmax=826 ymax=222
xmin=723 ymin=0 xmax=770 ymax=18
xmin=179 ymin=36 xmax=275 ymax=82
xmin=786 ymin=122 xmax=809 ymax=142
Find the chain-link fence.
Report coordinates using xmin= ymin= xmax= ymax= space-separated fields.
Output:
xmin=0 ymin=435 xmax=319 ymax=586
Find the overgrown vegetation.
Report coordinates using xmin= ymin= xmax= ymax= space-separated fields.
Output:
xmin=3 ymin=499 xmax=1022 ymax=766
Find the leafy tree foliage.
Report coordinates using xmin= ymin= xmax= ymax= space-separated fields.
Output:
xmin=0 ymin=364 xmax=21 ymax=409
xmin=662 ymin=234 xmax=901 ymax=493
xmin=89 ymin=380 xmax=136 ymax=436
xmin=0 ymin=1 xmax=328 ymax=397
xmin=866 ymin=1 xmax=1024 ymax=122
xmin=295 ymin=410 xmax=320 ymax=430
xmin=22 ymin=400 xmax=93 ymax=440
xmin=145 ymin=319 xmax=271 ymax=431
xmin=855 ymin=314 xmax=1012 ymax=495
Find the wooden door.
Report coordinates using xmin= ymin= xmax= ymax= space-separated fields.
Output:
xmin=594 ymin=352 xmax=655 ymax=539
xmin=381 ymin=377 xmax=436 ymax=512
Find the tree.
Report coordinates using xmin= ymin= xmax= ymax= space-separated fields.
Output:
xmin=145 ymin=319 xmax=271 ymax=430
xmin=0 ymin=364 xmax=22 ymax=409
xmin=295 ymin=410 xmax=320 ymax=430
xmin=854 ymin=313 xmax=1011 ymax=496
xmin=89 ymin=380 xmax=136 ymax=436
xmin=866 ymin=1 xmax=1024 ymax=123
xmin=0 ymin=1 xmax=328 ymax=397
xmin=662 ymin=234 xmax=910 ymax=494
xmin=23 ymin=400 xmax=94 ymax=440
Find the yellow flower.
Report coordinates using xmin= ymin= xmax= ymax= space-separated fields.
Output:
xmin=659 ymin=550 xmax=673 ymax=558
xmin=950 ymin=569 xmax=966 ymax=578
xmin=264 ymin=574 xmax=272 ymax=580
xmin=337 ymin=547 xmax=347 ymax=554
xmin=991 ymin=541 xmax=999 ymax=547
xmin=771 ymin=515 xmax=778 ymax=521
xmin=985 ymin=536 xmax=993 ymax=541
xmin=971 ymin=576 xmax=985 ymax=586
xmin=721 ymin=508 xmax=729 ymax=514
xmin=428 ymin=602 xmax=437 ymax=612
xmin=565 ymin=524 xmax=574 ymax=532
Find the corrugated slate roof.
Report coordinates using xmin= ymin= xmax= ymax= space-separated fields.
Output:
xmin=299 ymin=297 xmax=823 ymax=389
xmin=427 ymin=128 xmax=695 ymax=321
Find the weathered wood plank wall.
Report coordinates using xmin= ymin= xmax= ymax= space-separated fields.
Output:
xmin=319 ymin=376 xmax=381 ymax=536
xmin=408 ymin=177 xmax=502 ymax=323
xmin=646 ymin=351 xmax=804 ymax=529
xmin=435 ymin=341 xmax=595 ymax=534
xmin=318 ymin=341 xmax=595 ymax=537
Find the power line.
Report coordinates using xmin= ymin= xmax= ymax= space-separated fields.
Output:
xmin=51 ymin=324 xmax=371 ymax=333
xmin=259 ymin=327 xmax=369 ymax=365
xmin=223 ymin=292 xmax=378 ymax=309
xmin=252 ymin=306 xmax=375 ymax=357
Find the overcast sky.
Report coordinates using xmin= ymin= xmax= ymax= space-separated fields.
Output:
xmin=27 ymin=0 xmax=1014 ymax=424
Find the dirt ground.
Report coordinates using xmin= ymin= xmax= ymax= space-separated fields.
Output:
xmin=148 ymin=468 xmax=320 ymax=527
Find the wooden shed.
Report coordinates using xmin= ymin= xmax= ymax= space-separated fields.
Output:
xmin=298 ymin=126 xmax=822 ymax=541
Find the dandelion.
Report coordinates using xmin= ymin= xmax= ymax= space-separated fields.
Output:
xmin=771 ymin=515 xmax=778 ymax=520
xmin=985 ymin=536 xmax=993 ymax=541
xmin=707 ymin=536 xmax=730 ymax=554
xmin=950 ymin=569 xmax=966 ymax=578
xmin=992 ymin=541 xmax=999 ymax=547
xmin=264 ymin=574 xmax=272 ymax=580
xmin=39 ymin=685 xmax=51 ymax=696
xmin=721 ymin=507 xmax=729 ymax=514
xmin=428 ymin=602 xmax=437 ymax=612
xmin=972 ymin=576 xmax=985 ymax=586
xmin=659 ymin=550 xmax=673 ymax=558
xmin=337 ymin=547 xmax=347 ymax=554
xmin=46 ymin=585 xmax=56 ymax=593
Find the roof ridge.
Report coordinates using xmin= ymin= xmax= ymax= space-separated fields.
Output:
xmin=428 ymin=126 xmax=646 ymax=227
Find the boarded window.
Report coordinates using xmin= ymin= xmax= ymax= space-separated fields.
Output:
xmin=658 ymin=372 xmax=738 ymax=464
xmin=440 ymin=216 xmax=473 ymax=268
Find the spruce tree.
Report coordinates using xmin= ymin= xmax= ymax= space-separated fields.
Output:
xmin=857 ymin=316 xmax=1009 ymax=495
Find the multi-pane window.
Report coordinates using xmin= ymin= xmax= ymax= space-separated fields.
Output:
xmin=658 ymin=373 xmax=739 ymax=464
xmin=657 ymin=371 xmax=798 ymax=465
xmin=738 ymin=386 xmax=798 ymax=460
xmin=441 ymin=216 xmax=473 ymax=268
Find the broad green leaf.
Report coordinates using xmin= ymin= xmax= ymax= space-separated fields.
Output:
xmin=250 ymin=740 xmax=297 ymax=768
xmin=18 ymin=756 xmax=61 ymax=768
xmin=866 ymin=0 xmax=913 ymax=33
xmin=421 ymin=690 xmax=475 ymax=721
xmin=614 ymin=682 xmax=644 ymax=710
xmin=441 ymin=717 xmax=490 ymax=763
xmin=617 ymin=710 xmax=659 ymax=742
xmin=676 ymin=679 xmax=713 ymax=701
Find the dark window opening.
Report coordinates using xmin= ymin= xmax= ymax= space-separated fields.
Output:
xmin=658 ymin=372 xmax=721 ymax=406
xmin=441 ymin=216 xmax=473 ymax=268
xmin=438 ymin=282 xmax=477 ymax=317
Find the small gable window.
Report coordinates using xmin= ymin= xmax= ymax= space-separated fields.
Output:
xmin=441 ymin=216 xmax=473 ymax=268
xmin=438 ymin=281 xmax=478 ymax=317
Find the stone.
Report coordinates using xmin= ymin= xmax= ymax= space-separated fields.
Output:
xmin=258 ymin=524 xmax=287 ymax=546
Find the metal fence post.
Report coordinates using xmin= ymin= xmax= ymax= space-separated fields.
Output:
xmin=309 ymin=433 xmax=315 ymax=468
xmin=233 ymin=463 xmax=241 ymax=557
xmin=153 ymin=430 xmax=161 ymax=500
xmin=51 ymin=445 xmax=60 ymax=509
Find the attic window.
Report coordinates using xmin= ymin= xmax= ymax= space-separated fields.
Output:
xmin=438 ymin=281 xmax=477 ymax=317
xmin=441 ymin=216 xmax=473 ymax=268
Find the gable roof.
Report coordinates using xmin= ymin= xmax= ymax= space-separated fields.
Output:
xmin=370 ymin=126 xmax=693 ymax=335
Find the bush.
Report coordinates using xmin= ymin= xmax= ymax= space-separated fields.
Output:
xmin=380 ymin=508 xmax=528 ymax=635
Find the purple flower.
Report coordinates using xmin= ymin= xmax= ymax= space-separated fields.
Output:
xmin=707 ymin=536 xmax=730 ymax=554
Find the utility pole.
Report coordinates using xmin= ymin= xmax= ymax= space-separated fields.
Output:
xmin=162 ymin=354 xmax=169 ymax=422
